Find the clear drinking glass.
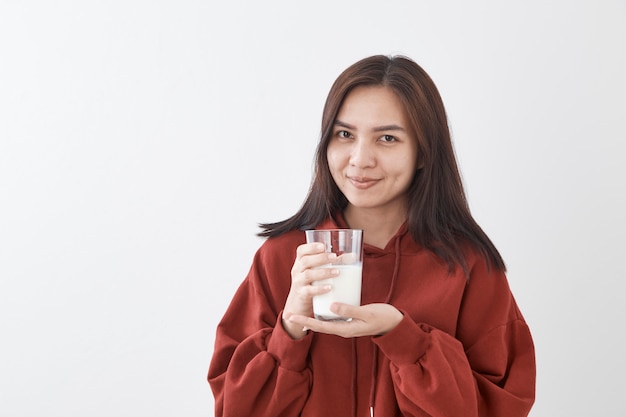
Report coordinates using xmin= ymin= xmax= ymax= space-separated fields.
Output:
xmin=305 ymin=229 xmax=363 ymax=321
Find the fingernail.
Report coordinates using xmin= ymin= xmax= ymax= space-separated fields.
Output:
xmin=327 ymin=253 xmax=337 ymax=260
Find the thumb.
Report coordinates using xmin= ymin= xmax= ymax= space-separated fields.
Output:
xmin=330 ymin=302 xmax=360 ymax=319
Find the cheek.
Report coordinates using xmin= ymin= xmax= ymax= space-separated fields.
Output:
xmin=396 ymin=156 xmax=417 ymax=182
xmin=326 ymin=147 xmax=342 ymax=174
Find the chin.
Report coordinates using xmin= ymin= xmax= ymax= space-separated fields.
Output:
xmin=345 ymin=198 xmax=382 ymax=210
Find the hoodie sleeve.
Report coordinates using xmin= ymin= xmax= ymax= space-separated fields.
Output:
xmin=207 ymin=244 xmax=313 ymax=417
xmin=373 ymin=256 xmax=536 ymax=417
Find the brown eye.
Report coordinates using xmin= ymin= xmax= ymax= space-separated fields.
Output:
xmin=380 ymin=135 xmax=397 ymax=143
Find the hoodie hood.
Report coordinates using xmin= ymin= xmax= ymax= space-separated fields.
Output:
xmin=316 ymin=211 xmax=415 ymax=256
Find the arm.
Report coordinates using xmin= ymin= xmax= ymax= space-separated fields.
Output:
xmin=374 ymin=313 xmax=535 ymax=417
xmin=208 ymin=248 xmax=314 ymax=417
xmin=374 ymin=253 xmax=535 ymax=417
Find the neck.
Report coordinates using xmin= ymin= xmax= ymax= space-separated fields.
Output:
xmin=343 ymin=204 xmax=407 ymax=249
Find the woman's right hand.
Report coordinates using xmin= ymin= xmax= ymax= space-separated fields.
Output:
xmin=282 ymin=242 xmax=339 ymax=339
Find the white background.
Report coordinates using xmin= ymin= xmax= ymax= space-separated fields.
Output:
xmin=1 ymin=1 xmax=624 ymax=416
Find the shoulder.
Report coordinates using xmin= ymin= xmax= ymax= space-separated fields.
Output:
xmin=455 ymin=239 xmax=505 ymax=278
xmin=461 ymin=244 xmax=524 ymax=319
xmin=456 ymin=245 xmax=529 ymax=345
xmin=255 ymin=229 xmax=306 ymax=267
xmin=248 ymin=230 xmax=305 ymax=303
xmin=260 ymin=228 xmax=305 ymax=250
xmin=456 ymin=245 xmax=508 ymax=296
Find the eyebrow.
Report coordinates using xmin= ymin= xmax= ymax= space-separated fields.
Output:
xmin=334 ymin=119 xmax=406 ymax=132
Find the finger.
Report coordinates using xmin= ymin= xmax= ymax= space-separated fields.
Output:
xmin=287 ymin=314 xmax=319 ymax=331
xmin=288 ymin=315 xmax=348 ymax=332
xmin=330 ymin=302 xmax=362 ymax=319
xmin=300 ymin=282 xmax=332 ymax=297
xmin=296 ymin=242 xmax=326 ymax=257
xmin=300 ymin=252 xmax=338 ymax=270
xmin=289 ymin=314 xmax=364 ymax=338
xmin=304 ymin=266 xmax=339 ymax=285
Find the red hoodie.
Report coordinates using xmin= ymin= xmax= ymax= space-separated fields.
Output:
xmin=208 ymin=216 xmax=536 ymax=416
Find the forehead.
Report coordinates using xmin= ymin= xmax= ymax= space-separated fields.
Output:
xmin=336 ymin=85 xmax=409 ymax=127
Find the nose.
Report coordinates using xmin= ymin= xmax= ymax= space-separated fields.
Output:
xmin=349 ymin=138 xmax=375 ymax=168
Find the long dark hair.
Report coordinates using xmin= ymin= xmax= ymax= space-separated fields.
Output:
xmin=259 ymin=55 xmax=505 ymax=274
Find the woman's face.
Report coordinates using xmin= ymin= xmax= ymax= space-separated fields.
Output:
xmin=327 ymin=85 xmax=418 ymax=215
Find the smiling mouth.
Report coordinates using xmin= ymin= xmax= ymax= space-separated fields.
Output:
xmin=348 ymin=176 xmax=379 ymax=189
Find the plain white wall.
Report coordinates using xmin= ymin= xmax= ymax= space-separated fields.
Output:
xmin=1 ymin=1 xmax=624 ymax=416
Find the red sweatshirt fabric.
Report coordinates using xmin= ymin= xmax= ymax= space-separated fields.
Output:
xmin=208 ymin=216 xmax=536 ymax=416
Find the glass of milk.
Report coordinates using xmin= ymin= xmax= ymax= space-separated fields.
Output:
xmin=305 ymin=229 xmax=363 ymax=321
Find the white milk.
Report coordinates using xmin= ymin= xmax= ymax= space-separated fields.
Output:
xmin=312 ymin=264 xmax=362 ymax=321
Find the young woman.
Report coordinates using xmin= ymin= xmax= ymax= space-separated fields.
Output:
xmin=208 ymin=55 xmax=536 ymax=417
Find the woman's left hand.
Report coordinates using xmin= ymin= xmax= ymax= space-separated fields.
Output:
xmin=287 ymin=303 xmax=403 ymax=338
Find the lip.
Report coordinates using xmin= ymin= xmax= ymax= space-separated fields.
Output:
xmin=348 ymin=176 xmax=380 ymax=190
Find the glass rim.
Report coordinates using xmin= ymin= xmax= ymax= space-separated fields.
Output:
xmin=304 ymin=228 xmax=363 ymax=233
